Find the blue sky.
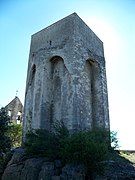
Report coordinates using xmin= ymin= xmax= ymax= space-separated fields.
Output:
xmin=0 ymin=0 xmax=135 ymax=150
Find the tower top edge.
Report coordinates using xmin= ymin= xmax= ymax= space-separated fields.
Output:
xmin=32 ymin=12 xmax=102 ymax=44
xmin=32 ymin=12 xmax=78 ymax=36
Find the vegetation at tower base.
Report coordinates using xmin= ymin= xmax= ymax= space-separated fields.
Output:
xmin=24 ymin=121 xmax=117 ymax=177
xmin=25 ymin=121 xmax=69 ymax=160
xmin=2 ymin=120 xmax=135 ymax=180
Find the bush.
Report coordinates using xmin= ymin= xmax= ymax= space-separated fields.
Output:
xmin=25 ymin=122 xmax=116 ymax=176
xmin=0 ymin=108 xmax=11 ymax=178
xmin=0 ymin=108 xmax=11 ymax=155
xmin=60 ymin=128 xmax=110 ymax=175
xmin=25 ymin=129 xmax=58 ymax=159
xmin=25 ymin=121 xmax=69 ymax=160
xmin=8 ymin=123 xmax=22 ymax=148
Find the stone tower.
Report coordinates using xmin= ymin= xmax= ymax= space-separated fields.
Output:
xmin=23 ymin=13 xmax=110 ymax=138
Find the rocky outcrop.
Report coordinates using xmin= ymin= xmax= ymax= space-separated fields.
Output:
xmin=2 ymin=148 xmax=86 ymax=180
xmin=95 ymin=160 xmax=135 ymax=180
xmin=2 ymin=148 xmax=135 ymax=180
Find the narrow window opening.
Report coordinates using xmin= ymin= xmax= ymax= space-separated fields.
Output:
xmin=29 ymin=64 xmax=36 ymax=85
xmin=31 ymin=64 xmax=36 ymax=80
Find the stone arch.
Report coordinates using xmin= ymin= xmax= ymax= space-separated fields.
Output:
xmin=86 ymin=59 xmax=104 ymax=128
xmin=49 ymin=56 xmax=72 ymax=129
xmin=82 ymin=60 xmax=96 ymax=130
xmin=50 ymin=56 xmax=65 ymax=124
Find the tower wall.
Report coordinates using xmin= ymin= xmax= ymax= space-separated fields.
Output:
xmin=23 ymin=13 xmax=110 ymax=139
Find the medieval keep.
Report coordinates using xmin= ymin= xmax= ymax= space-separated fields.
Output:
xmin=23 ymin=13 xmax=110 ymax=138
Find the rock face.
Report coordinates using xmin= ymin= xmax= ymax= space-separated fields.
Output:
xmin=95 ymin=160 xmax=135 ymax=180
xmin=23 ymin=13 xmax=110 ymax=139
xmin=2 ymin=148 xmax=135 ymax=180
xmin=2 ymin=148 xmax=86 ymax=180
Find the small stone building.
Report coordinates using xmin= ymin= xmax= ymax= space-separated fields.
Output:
xmin=5 ymin=96 xmax=23 ymax=124
xmin=23 ymin=13 xmax=110 ymax=138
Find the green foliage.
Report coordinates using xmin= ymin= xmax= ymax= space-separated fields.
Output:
xmin=8 ymin=123 xmax=22 ymax=148
xmin=61 ymin=129 xmax=109 ymax=163
xmin=60 ymin=128 xmax=110 ymax=174
xmin=0 ymin=108 xmax=11 ymax=179
xmin=25 ymin=129 xmax=58 ymax=159
xmin=0 ymin=151 xmax=12 ymax=179
xmin=25 ymin=121 xmax=69 ymax=160
xmin=111 ymin=131 xmax=119 ymax=149
xmin=0 ymin=108 xmax=11 ymax=155
xmin=53 ymin=120 xmax=69 ymax=139
xmin=25 ymin=122 xmax=117 ymax=177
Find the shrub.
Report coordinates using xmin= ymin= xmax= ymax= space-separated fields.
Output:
xmin=25 ymin=120 xmax=69 ymax=160
xmin=60 ymin=128 xmax=110 ymax=175
xmin=0 ymin=108 xmax=11 ymax=156
xmin=0 ymin=107 xmax=11 ymax=155
xmin=0 ymin=108 xmax=11 ymax=179
xmin=25 ymin=129 xmax=59 ymax=159
xmin=8 ymin=123 xmax=22 ymax=148
xmin=25 ymin=122 xmax=116 ymax=176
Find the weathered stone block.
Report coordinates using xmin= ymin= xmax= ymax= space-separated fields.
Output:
xmin=61 ymin=164 xmax=86 ymax=180
xmin=38 ymin=162 xmax=55 ymax=180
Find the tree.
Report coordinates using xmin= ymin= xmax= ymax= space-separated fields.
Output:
xmin=0 ymin=107 xmax=11 ymax=178
xmin=111 ymin=131 xmax=119 ymax=149
xmin=8 ymin=123 xmax=22 ymax=148
xmin=0 ymin=107 xmax=11 ymax=156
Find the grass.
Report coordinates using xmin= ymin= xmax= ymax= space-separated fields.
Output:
xmin=120 ymin=151 xmax=135 ymax=163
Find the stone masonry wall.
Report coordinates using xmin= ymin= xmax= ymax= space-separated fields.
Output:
xmin=23 ymin=13 xmax=110 ymax=139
